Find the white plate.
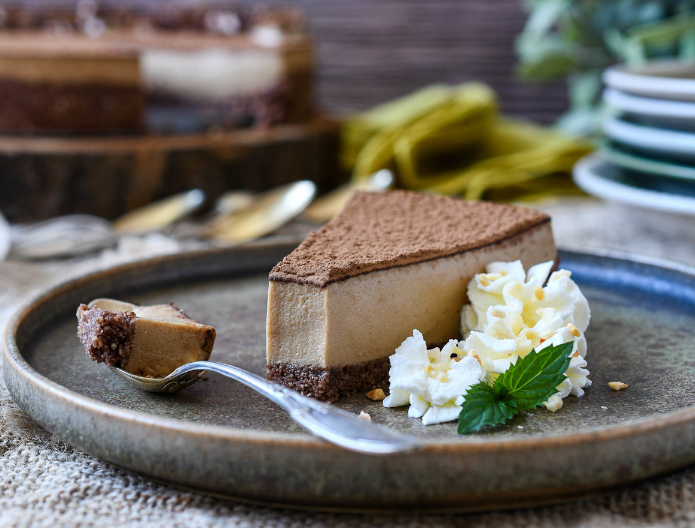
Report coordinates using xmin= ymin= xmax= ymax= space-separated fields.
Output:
xmin=604 ymin=61 xmax=695 ymax=101
xmin=573 ymin=154 xmax=695 ymax=217
xmin=603 ymin=88 xmax=695 ymax=130
xmin=604 ymin=117 xmax=695 ymax=160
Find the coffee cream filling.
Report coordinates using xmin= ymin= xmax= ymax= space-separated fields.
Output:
xmin=0 ymin=56 xmax=140 ymax=85
xmin=266 ymin=222 xmax=556 ymax=368
xmin=88 ymin=299 xmax=213 ymax=378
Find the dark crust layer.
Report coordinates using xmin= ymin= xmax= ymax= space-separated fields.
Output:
xmin=148 ymin=75 xmax=314 ymax=131
xmin=76 ymin=304 xmax=135 ymax=367
xmin=0 ymin=79 xmax=145 ymax=135
xmin=270 ymin=190 xmax=551 ymax=287
xmin=267 ymin=358 xmax=390 ymax=403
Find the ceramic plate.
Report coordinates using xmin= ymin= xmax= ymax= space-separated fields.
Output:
xmin=600 ymin=143 xmax=695 ymax=183
xmin=603 ymin=87 xmax=695 ymax=131
xmin=573 ymin=154 xmax=695 ymax=217
xmin=604 ymin=117 xmax=695 ymax=161
xmin=604 ymin=60 xmax=695 ymax=101
xmin=4 ymin=240 xmax=695 ymax=512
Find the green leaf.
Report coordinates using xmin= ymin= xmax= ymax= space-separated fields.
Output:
xmin=496 ymin=342 xmax=573 ymax=411
xmin=457 ymin=383 xmax=518 ymax=435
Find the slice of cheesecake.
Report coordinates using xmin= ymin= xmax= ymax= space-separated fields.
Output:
xmin=77 ymin=299 xmax=215 ymax=378
xmin=266 ymin=190 xmax=557 ymax=402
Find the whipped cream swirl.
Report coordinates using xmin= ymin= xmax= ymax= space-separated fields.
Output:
xmin=383 ymin=330 xmax=483 ymax=425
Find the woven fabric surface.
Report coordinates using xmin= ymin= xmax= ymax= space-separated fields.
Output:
xmin=1 ymin=198 xmax=694 ymax=528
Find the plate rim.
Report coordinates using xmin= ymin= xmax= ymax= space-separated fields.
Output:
xmin=600 ymin=142 xmax=695 ymax=182
xmin=603 ymin=87 xmax=695 ymax=119
xmin=604 ymin=61 xmax=695 ymax=101
xmin=604 ymin=116 xmax=695 ymax=156
xmin=573 ymin=153 xmax=695 ymax=216
xmin=4 ymin=242 xmax=695 ymax=453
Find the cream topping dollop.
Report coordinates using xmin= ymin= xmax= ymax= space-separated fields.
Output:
xmin=460 ymin=260 xmax=591 ymax=411
xmin=383 ymin=330 xmax=483 ymax=425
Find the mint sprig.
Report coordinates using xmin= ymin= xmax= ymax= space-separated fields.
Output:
xmin=458 ymin=341 xmax=574 ymax=434
xmin=456 ymin=384 xmax=517 ymax=435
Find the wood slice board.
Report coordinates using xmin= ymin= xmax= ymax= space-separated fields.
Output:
xmin=0 ymin=118 xmax=342 ymax=222
xmin=4 ymin=242 xmax=695 ymax=512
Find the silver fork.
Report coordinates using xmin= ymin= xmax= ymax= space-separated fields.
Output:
xmin=110 ymin=360 xmax=418 ymax=455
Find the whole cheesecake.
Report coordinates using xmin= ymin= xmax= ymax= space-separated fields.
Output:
xmin=266 ymin=190 xmax=557 ymax=402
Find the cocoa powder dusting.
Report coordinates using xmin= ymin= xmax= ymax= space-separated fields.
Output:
xmin=269 ymin=190 xmax=550 ymax=286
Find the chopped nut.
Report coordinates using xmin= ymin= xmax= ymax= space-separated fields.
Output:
xmin=366 ymin=388 xmax=386 ymax=401
xmin=358 ymin=411 xmax=372 ymax=422
xmin=568 ymin=323 xmax=581 ymax=337
xmin=467 ymin=350 xmax=481 ymax=365
xmin=534 ymin=286 xmax=545 ymax=300
xmin=478 ymin=275 xmax=490 ymax=287
xmin=609 ymin=381 xmax=628 ymax=391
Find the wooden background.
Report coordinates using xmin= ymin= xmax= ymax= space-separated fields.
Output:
xmin=283 ymin=0 xmax=568 ymax=124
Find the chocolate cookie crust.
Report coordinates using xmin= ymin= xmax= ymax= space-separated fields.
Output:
xmin=76 ymin=304 xmax=135 ymax=367
xmin=267 ymin=358 xmax=390 ymax=402
xmin=269 ymin=191 xmax=550 ymax=287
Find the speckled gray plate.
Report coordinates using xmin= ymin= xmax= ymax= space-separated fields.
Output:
xmin=4 ymin=241 xmax=695 ymax=513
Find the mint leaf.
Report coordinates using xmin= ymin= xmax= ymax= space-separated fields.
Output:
xmin=457 ymin=383 xmax=518 ymax=435
xmin=496 ymin=341 xmax=573 ymax=411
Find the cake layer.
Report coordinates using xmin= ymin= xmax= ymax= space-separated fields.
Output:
xmin=270 ymin=191 xmax=550 ymax=286
xmin=267 ymin=220 xmax=556 ymax=369
xmin=0 ymin=79 xmax=144 ymax=134
xmin=0 ymin=56 xmax=140 ymax=86
xmin=267 ymin=358 xmax=390 ymax=402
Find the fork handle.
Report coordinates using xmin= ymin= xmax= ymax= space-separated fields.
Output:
xmin=176 ymin=361 xmax=418 ymax=455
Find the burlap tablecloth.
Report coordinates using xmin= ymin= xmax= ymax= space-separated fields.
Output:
xmin=2 ymin=198 xmax=694 ymax=527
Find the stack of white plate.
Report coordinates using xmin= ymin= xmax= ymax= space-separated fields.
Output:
xmin=573 ymin=60 xmax=695 ymax=217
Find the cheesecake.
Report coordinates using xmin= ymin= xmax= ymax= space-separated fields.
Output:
xmin=77 ymin=299 xmax=215 ymax=378
xmin=266 ymin=191 xmax=556 ymax=402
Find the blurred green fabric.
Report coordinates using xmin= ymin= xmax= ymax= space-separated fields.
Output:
xmin=342 ymin=83 xmax=593 ymax=202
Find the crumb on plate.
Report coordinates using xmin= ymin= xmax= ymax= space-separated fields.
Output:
xmin=366 ymin=388 xmax=386 ymax=401
xmin=608 ymin=381 xmax=628 ymax=391
xmin=358 ymin=411 xmax=372 ymax=422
